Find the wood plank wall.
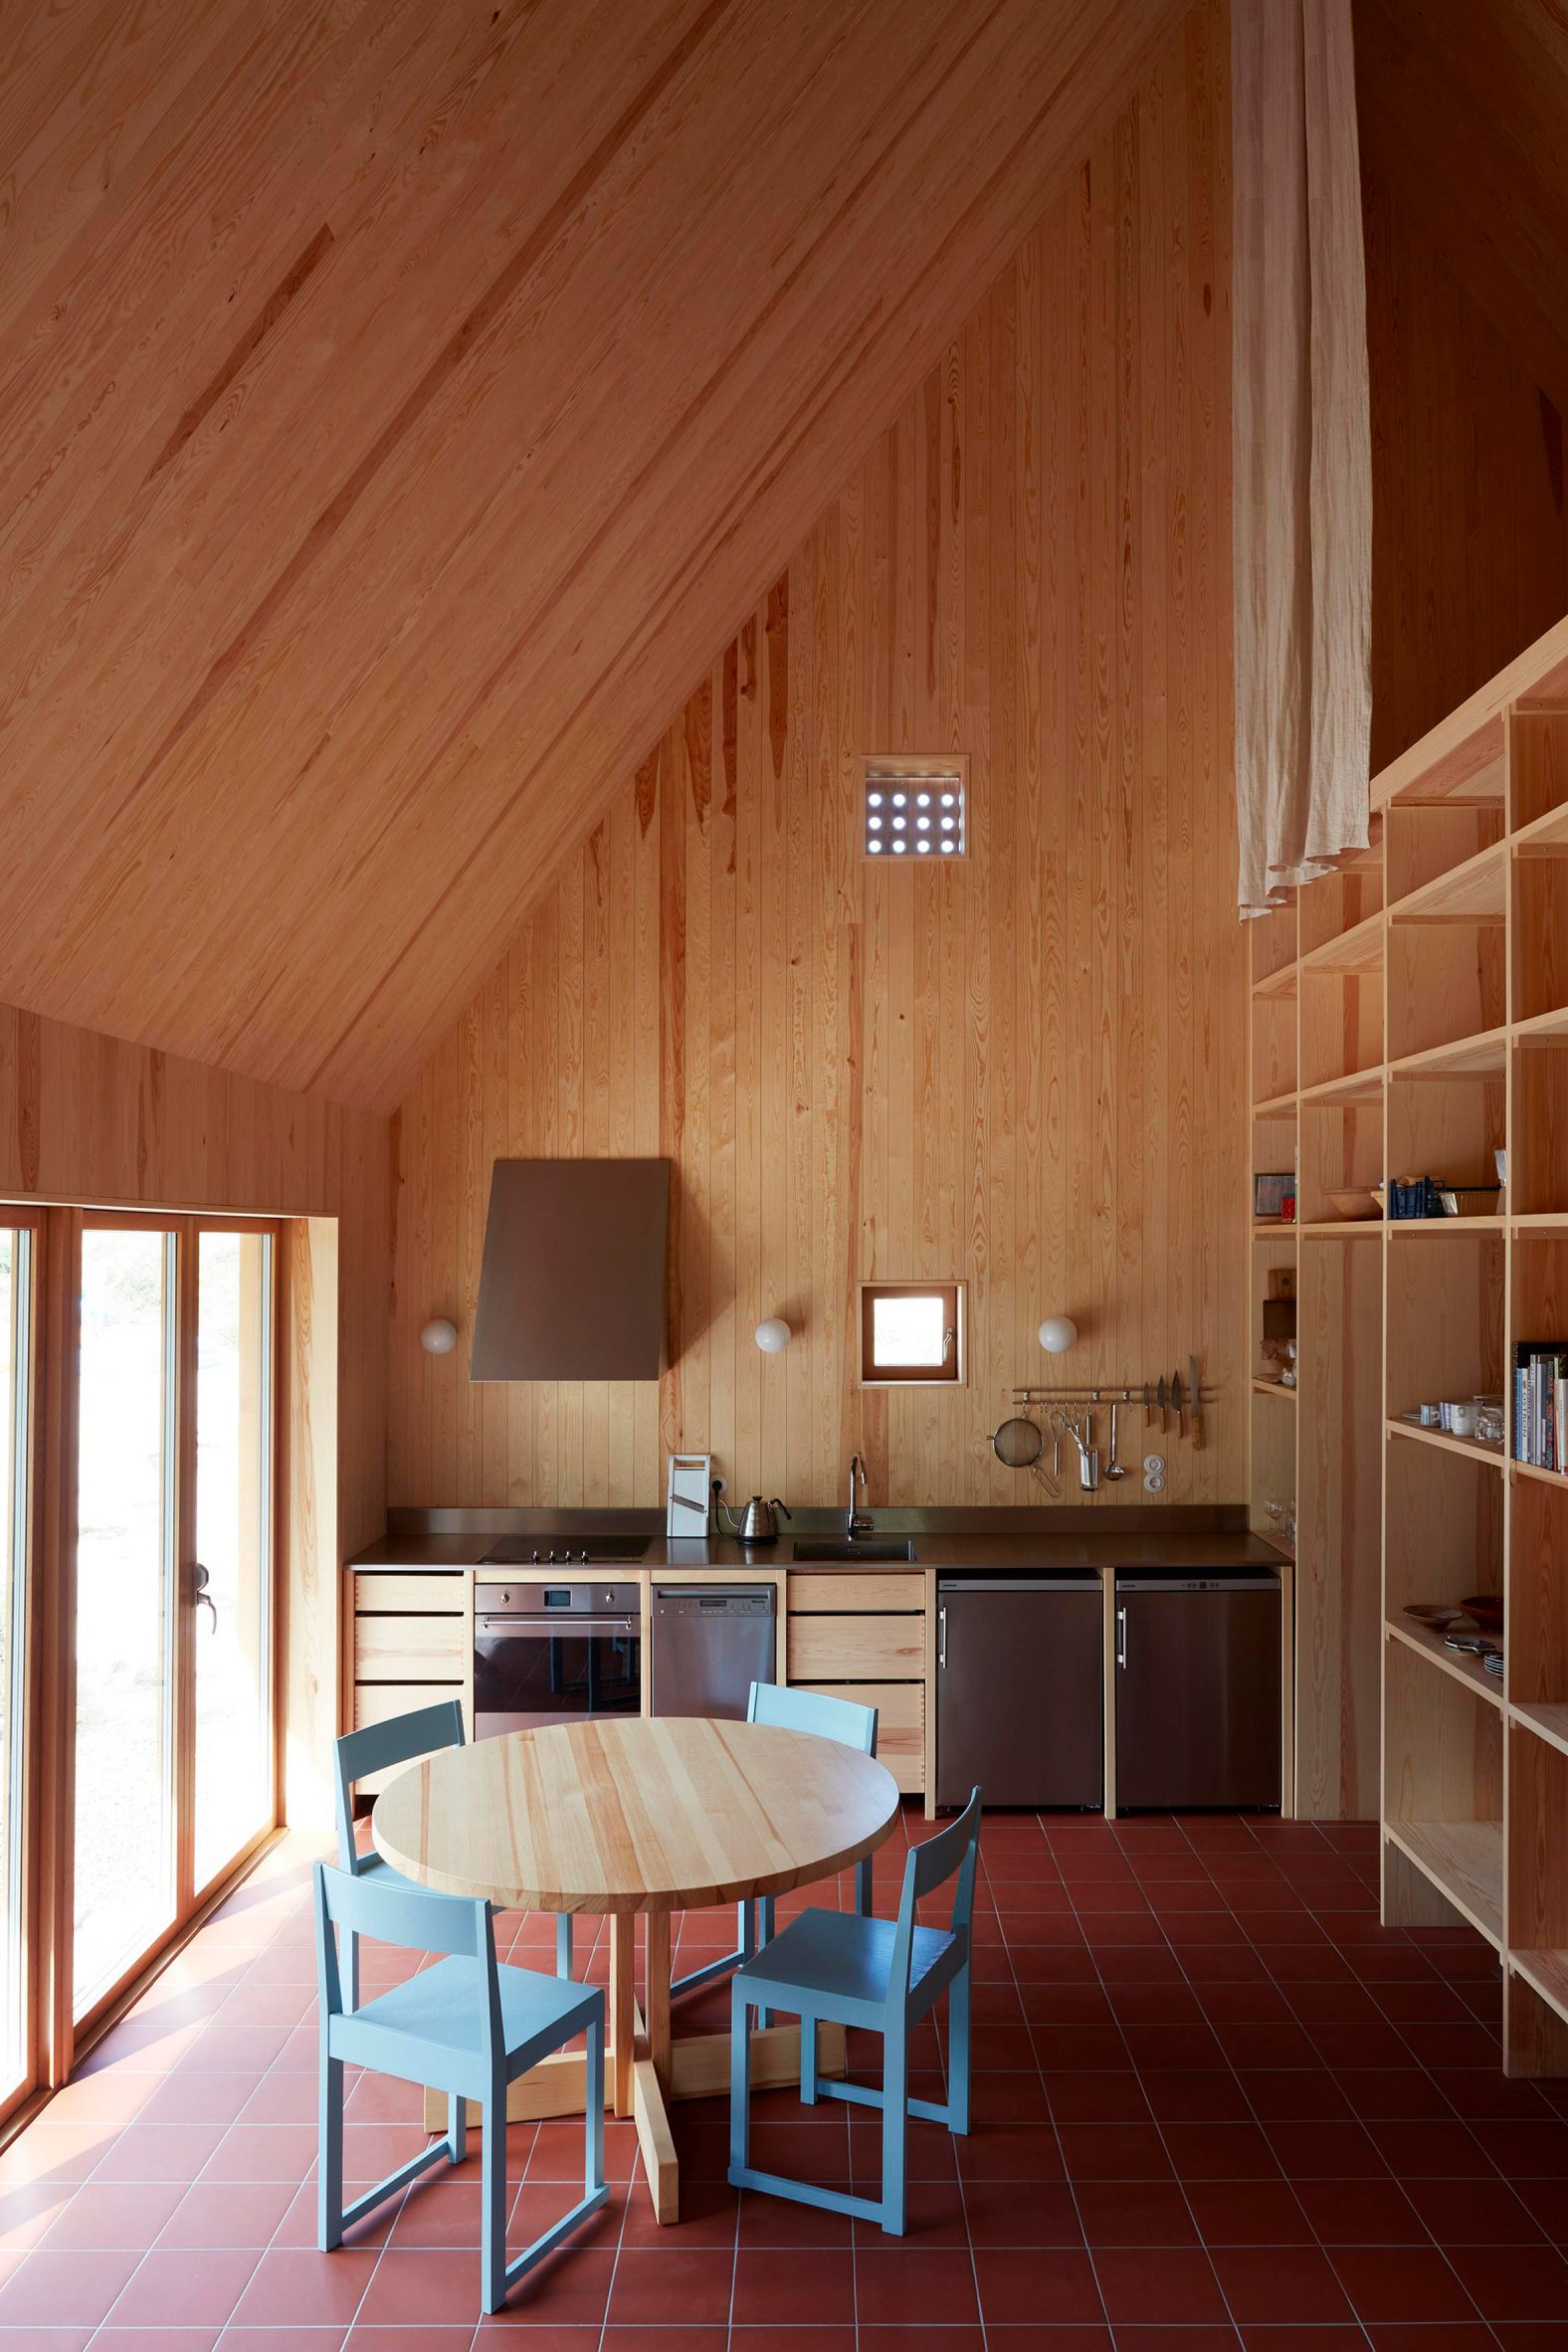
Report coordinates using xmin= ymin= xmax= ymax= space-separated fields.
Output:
xmin=0 ymin=999 xmax=391 ymax=1825
xmin=390 ymin=3 xmax=1240 ymax=1513
xmin=1361 ymin=151 xmax=1568 ymax=771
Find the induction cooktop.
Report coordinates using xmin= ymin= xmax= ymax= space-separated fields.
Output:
xmin=478 ymin=1534 xmax=653 ymax=1567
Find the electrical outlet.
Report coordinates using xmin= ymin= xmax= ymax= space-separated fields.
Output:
xmin=1143 ymin=1470 xmax=1165 ymax=1493
xmin=1142 ymin=1454 xmax=1164 ymax=1475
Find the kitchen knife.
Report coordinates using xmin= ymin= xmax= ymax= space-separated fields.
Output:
xmin=1143 ymin=1381 xmax=1153 ymax=1429
xmin=1156 ymin=1374 xmax=1167 ymax=1434
xmin=1188 ymin=1354 xmax=1203 ymax=1451
xmin=1172 ymin=1368 xmax=1185 ymax=1438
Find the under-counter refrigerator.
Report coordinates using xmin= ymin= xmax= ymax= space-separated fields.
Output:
xmin=935 ymin=1577 xmax=1104 ymax=1809
xmin=1113 ymin=1572 xmax=1281 ymax=1810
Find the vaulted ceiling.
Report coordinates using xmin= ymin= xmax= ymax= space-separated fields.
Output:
xmin=0 ymin=0 xmax=1184 ymax=1110
xmin=1355 ymin=0 xmax=1568 ymax=422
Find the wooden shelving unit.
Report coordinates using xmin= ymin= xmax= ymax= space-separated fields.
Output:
xmin=1245 ymin=615 xmax=1568 ymax=2076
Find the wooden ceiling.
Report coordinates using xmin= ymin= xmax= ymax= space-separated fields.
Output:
xmin=1355 ymin=0 xmax=1568 ymax=421
xmin=0 ymin=0 xmax=1184 ymax=1110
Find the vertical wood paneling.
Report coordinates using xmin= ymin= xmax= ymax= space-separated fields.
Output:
xmin=389 ymin=5 xmax=1244 ymax=1511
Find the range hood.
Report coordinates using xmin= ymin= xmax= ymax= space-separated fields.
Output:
xmin=470 ymin=1158 xmax=671 ymax=1382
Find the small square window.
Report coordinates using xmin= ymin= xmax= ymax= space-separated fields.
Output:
xmin=859 ymin=1281 xmax=963 ymax=1385
xmin=864 ymin=757 xmax=967 ymax=860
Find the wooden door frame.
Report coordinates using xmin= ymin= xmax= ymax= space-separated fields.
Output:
xmin=2 ymin=1205 xmax=284 ymax=2101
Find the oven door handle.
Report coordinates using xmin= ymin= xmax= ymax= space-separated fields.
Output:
xmin=477 ymin=1615 xmax=639 ymax=1639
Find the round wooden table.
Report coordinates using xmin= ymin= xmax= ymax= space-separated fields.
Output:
xmin=372 ymin=1716 xmax=900 ymax=2222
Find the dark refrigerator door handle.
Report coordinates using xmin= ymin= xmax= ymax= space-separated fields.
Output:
xmin=937 ymin=1604 xmax=947 ymax=1669
xmin=1115 ymin=1604 xmax=1127 ymax=1668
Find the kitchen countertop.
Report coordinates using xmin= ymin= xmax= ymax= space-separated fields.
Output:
xmin=347 ymin=1527 xmax=1283 ymax=1575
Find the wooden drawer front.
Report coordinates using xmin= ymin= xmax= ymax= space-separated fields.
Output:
xmin=355 ymin=1571 xmax=467 ymax=1615
xmin=786 ymin=1614 xmax=924 ymax=1682
xmin=788 ymin=1572 xmax=921 ymax=1613
xmin=353 ymin=1613 xmax=466 ymax=1682
xmin=787 ymin=1680 xmax=923 ymax=1791
xmin=351 ymin=1682 xmax=465 ymax=1794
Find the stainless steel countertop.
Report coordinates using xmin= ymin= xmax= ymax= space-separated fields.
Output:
xmin=347 ymin=1528 xmax=1283 ymax=1575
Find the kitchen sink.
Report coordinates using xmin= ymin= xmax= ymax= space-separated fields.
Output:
xmin=789 ymin=1538 xmax=917 ymax=1564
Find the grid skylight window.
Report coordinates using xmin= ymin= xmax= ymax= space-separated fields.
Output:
xmin=864 ymin=760 xmax=966 ymax=859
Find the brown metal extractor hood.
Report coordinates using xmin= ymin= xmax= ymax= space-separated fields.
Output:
xmin=470 ymin=1158 xmax=671 ymax=1382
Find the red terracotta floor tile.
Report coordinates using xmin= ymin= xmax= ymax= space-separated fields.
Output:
xmin=604 ymin=2247 xmax=734 ymax=2326
xmin=1092 ymin=2245 xmax=1230 ymax=2324
xmin=855 ymin=2244 xmax=983 ymax=2325
xmin=0 ymin=2250 xmax=139 ymax=2326
xmin=971 ymin=2244 xmax=1103 ymax=2325
xmin=1073 ymin=2180 xmax=1199 ymax=2246
xmin=1291 ymin=2174 xmax=1426 ymax=2245
xmin=1209 ymin=2244 xmax=1357 ymax=2325
xmin=731 ymin=2245 xmax=855 ymax=2324
xmin=103 ymin=2247 xmax=261 ymax=2329
xmin=1183 ymin=2178 xmax=1312 ymax=2245
xmin=1327 ymin=2243 xmax=1483 ymax=2323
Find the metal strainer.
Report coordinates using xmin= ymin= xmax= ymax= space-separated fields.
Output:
xmin=990 ymin=1410 xmax=1045 ymax=1470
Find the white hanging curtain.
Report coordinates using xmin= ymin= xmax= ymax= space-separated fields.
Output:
xmin=1233 ymin=0 xmax=1372 ymax=914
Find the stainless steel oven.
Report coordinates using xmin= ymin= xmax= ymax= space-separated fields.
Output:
xmin=474 ymin=1580 xmax=642 ymax=1739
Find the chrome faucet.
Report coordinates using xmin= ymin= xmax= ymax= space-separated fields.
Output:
xmin=846 ymin=1451 xmax=874 ymax=1539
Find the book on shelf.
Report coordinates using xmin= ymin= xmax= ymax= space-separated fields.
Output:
xmin=1513 ymin=1340 xmax=1568 ymax=1473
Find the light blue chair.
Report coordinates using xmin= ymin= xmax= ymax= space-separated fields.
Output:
xmin=727 ymin=1785 xmax=982 ymax=2237
xmin=333 ymin=1702 xmax=573 ymax=2002
xmin=313 ymin=1862 xmax=607 ymax=2313
xmin=671 ymin=1683 xmax=879 ymax=2004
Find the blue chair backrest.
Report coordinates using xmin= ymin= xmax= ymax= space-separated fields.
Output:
xmin=333 ymin=1698 xmax=466 ymax=1871
xmin=885 ymin=1786 xmax=982 ymax=2009
xmin=747 ymin=1680 xmax=878 ymax=1756
xmin=314 ymin=1861 xmax=500 ymax=2050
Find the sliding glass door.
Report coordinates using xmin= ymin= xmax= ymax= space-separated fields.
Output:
xmin=192 ymin=1229 xmax=275 ymax=1894
xmin=71 ymin=1216 xmax=278 ymax=2028
xmin=73 ymin=1226 xmax=178 ymax=2017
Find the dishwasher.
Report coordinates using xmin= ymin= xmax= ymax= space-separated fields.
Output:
xmin=649 ymin=1586 xmax=777 ymax=1719
xmin=935 ymin=1577 xmax=1103 ymax=1809
xmin=1113 ymin=1572 xmax=1281 ymax=1810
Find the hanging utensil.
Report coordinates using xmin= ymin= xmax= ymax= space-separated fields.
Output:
xmin=1103 ymin=1399 xmax=1128 ymax=1479
xmin=1188 ymin=1354 xmax=1203 ymax=1452
xmin=1156 ymin=1375 xmax=1168 ymax=1434
xmin=1143 ymin=1382 xmax=1153 ymax=1429
xmin=1172 ymin=1368 xmax=1185 ymax=1440
xmin=990 ymin=1409 xmax=1045 ymax=1470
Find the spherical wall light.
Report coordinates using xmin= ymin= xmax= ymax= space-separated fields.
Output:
xmin=753 ymin=1317 xmax=793 ymax=1355
xmin=420 ymin=1317 xmax=459 ymax=1356
xmin=1037 ymin=1315 xmax=1078 ymax=1355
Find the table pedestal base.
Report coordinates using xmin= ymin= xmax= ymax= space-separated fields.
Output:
xmin=419 ymin=1913 xmax=846 ymax=2224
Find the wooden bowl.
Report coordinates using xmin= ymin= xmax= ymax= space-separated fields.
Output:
xmin=1462 ymin=1592 xmax=1504 ymax=1633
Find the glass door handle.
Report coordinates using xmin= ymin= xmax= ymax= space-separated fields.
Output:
xmin=191 ymin=1562 xmax=217 ymax=1632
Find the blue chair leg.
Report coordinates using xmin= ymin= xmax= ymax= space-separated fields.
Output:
xmin=448 ymin=2089 xmax=467 ymax=2165
xmin=556 ymin=1913 xmax=573 ymax=1978
xmin=881 ymin=2034 xmax=907 ymax=2237
xmin=317 ymin=2051 xmax=344 ymax=2252
xmin=801 ymin=2013 xmax=819 ymax=2106
xmin=946 ymin=1964 xmax=971 ymax=2135
xmin=855 ymin=1856 xmax=873 ymax=1915
xmin=481 ymin=2066 xmax=508 ymax=2315
xmin=729 ymin=1979 xmax=751 ymax=2179
xmin=585 ymin=2011 xmax=605 ymax=2197
xmin=755 ymin=1894 xmax=776 ymax=2028
xmin=343 ymin=1926 xmax=360 ymax=2015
